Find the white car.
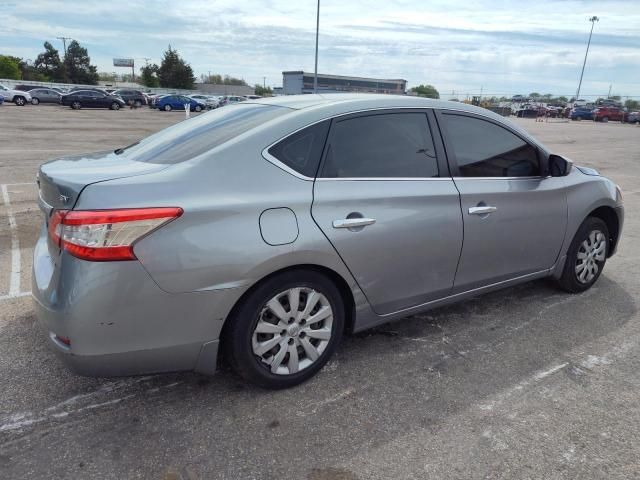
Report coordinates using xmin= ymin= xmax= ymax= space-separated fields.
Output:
xmin=0 ymin=84 xmax=32 ymax=106
xmin=188 ymin=94 xmax=219 ymax=109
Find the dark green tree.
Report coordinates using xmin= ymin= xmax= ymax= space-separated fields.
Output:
xmin=0 ymin=55 xmax=21 ymax=79
xmin=624 ymin=99 xmax=639 ymax=110
xmin=63 ymin=40 xmax=99 ymax=84
xmin=34 ymin=41 xmax=65 ymax=81
xmin=157 ymin=46 xmax=195 ymax=89
xmin=529 ymin=92 xmax=541 ymax=100
xmin=140 ymin=64 xmax=160 ymax=87
xmin=254 ymin=84 xmax=272 ymax=96
xmin=411 ymin=84 xmax=440 ymax=98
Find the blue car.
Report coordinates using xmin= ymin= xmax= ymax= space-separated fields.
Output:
xmin=570 ymin=107 xmax=594 ymax=121
xmin=156 ymin=95 xmax=205 ymax=112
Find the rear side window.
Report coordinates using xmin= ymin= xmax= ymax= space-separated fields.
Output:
xmin=441 ymin=114 xmax=540 ymax=177
xmin=267 ymin=121 xmax=330 ymax=177
xmin=119 ymin=104 xmax=289 ymax=164
xmin=320 ymin=113 xmax=438 ymax=178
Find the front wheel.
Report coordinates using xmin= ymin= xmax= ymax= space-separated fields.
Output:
xmin=224 ymin=270 xmax=345 ymax=389
xmin=31 ymin=97 xmax=40 ymax=105
xmin=163 ymin=104 xmax=172 ymax=111
xmin=194 ymin=105 xmax=202 ymax=112
xmin=14 ymin=96 xmax=26 ymax=106
xmin=556 ymin=217 xmax=609 ymax=293
xmin=111 ymin=102 xmax=121 ymax=110
xmin=71 ymin=101 xmax=81 ymax=110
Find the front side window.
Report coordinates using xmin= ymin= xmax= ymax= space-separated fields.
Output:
xmin=321 ymin=113 xmax=438 ymax=178
xmin=267 ymin=121 xmax=330 ymax=177
xmin=441 ymin=114 xmax=540 ymax=177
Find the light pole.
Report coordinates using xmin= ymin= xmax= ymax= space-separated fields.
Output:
xmin=576 ymin=16 xmax=599 ymax=101
xmin=314 ymin=0 xmax=320 ymax=93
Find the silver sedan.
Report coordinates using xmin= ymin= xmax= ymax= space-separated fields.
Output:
xmin=33 ymin=94 xmax=623 ymax=388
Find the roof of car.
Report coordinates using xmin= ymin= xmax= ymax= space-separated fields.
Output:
xmin=241 ymin=93 xmax=548 ymax=155
xmin=245 ymin=93 xmax=497 ymax=116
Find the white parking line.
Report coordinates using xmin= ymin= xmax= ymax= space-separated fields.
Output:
xmin=0 ymin=291 xmax=31 ymax=302
xmin=1 ymin=184 xmax=21 ymax=297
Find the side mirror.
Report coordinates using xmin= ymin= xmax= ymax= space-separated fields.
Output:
xmin=548 ymin=154 xmax=573 ymax=177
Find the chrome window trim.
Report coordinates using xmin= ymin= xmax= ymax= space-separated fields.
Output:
xmin=315 ymin=177 xmax=450 ymax=182
xmin=262 ymin=106 xmax=450 ymax=181
xmin=452 ymin=176 xmax=545 ymax=181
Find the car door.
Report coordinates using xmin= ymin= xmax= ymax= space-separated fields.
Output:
xmin=311 ymin=110 xmax=463 ymax=315
xmin=437 ymin=111 xmax=567 ymax=292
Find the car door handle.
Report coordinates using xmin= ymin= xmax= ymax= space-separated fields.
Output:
xmin=332 ymin=218 xmax=376 ymax=229
xmin=468 ymin=206 xmax=497 ymax=215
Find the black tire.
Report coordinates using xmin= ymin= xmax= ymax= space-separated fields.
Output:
xmin=164 ymin=104 xmax=172 ymax=112
xmin=194 ymin=105 xmax=202 ymax=112
xmin=14 ymin=96 xmax=26 ymax=106
xmin=224 ymin=270 xmax=345 ymax=389
xmin=556 ymin=217 xmax=609 ymax=293
xmin=31 ymin=97 xmax=40 ymax=105
xmin=111 ymin=102 xmax=121 ymax=110
xmin=71 ymin=101 xmax=81 ymax=110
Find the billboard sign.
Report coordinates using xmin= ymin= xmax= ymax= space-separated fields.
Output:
xmin=113 ymin=58 xmax=134 ymax=67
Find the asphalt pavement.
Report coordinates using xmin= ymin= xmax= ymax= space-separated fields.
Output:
xmin=1 ymin=106 xmax=638 ymax=479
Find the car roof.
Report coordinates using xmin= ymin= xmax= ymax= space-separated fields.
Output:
xmin=240 ymin=93 xmax=548 ymax=155
xmin=244 ymin=93 xmax=494 ymax=116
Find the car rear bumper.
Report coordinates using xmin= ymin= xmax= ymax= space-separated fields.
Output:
xmin=32 ymin=224 xmax=242 ymax=377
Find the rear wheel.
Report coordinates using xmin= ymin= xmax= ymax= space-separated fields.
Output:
xmin=31 ymin=97 xmax=40 ymax=105
xmin=164 ymin=104 xmax=172 ymax=112
xmin=556 ymin=217 xmax=609 ymax=293
xmin=71 ymin=101 xmax=81 ymax=110
xmin=194 ymin=105 xmax=202 ymax=112
xmin=224 ymin=270 xmax=344 ymax=389
xmin=14 ymin=96 xmax=26 ymax=106
xmin=111 ymin=102 xmax=121 ymax=110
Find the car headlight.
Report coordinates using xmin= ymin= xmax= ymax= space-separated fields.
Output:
xmin=616 ymin=184 xmax=623 ymax=204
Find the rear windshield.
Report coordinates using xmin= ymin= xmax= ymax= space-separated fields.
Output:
xmin=118 ymin=104 xmax=289 ymax=164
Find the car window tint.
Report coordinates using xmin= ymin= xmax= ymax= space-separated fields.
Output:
xmin=268 ymin=121 xmax=330 ymax=177
xmin=321 ymin=113 xmax=438 ymax=178
xmin=441 ymin=114 xmax=540 ymax=177
xmin=122 ymin=104 xmax=289 ymax=164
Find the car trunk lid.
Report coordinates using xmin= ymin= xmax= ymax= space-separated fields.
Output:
xmin=37 ymin=150 xmax=169 ymax=210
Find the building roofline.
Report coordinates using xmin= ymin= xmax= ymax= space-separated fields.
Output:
xmin=282 ymin=71 xmax=407 ymax=83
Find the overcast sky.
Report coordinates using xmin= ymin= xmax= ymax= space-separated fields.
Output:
xmin=2 ymin=0 xmax=639 ymax=98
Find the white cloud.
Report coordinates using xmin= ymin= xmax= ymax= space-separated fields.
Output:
xmin=2 ymin=0 xmax=639 ymax=96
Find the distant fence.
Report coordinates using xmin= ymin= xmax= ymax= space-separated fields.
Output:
xmin=0 ymin=78 xmax=254 ymax=96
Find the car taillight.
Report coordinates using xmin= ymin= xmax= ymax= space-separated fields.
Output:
xmin=48 ymin=207 xmax=183 ymax=261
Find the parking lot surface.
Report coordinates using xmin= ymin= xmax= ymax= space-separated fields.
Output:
xmin=1 ymin=105 xmax=639 ymax=479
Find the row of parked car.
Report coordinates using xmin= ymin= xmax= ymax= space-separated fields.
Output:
xmin=513 ymin=100 xmax=639 ymax=124
xmin=0 ymin=83 xmax=262 ymax=112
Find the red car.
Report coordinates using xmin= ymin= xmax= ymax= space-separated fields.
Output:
xmin=593 ymin=106 xmax=624 ymax=122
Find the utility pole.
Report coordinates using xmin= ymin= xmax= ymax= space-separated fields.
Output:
xmin=56 ymin=36 xmax=72 ymax=56
xmin=607 ymin=84 xmax=612 ymax=98
xmin=314 ymin=0 xmax=320 ymax=93
xmin=263 ymin=76 xmax=266 ymax=89
xmin=576 ymin=16 xmax=599 ymax=102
